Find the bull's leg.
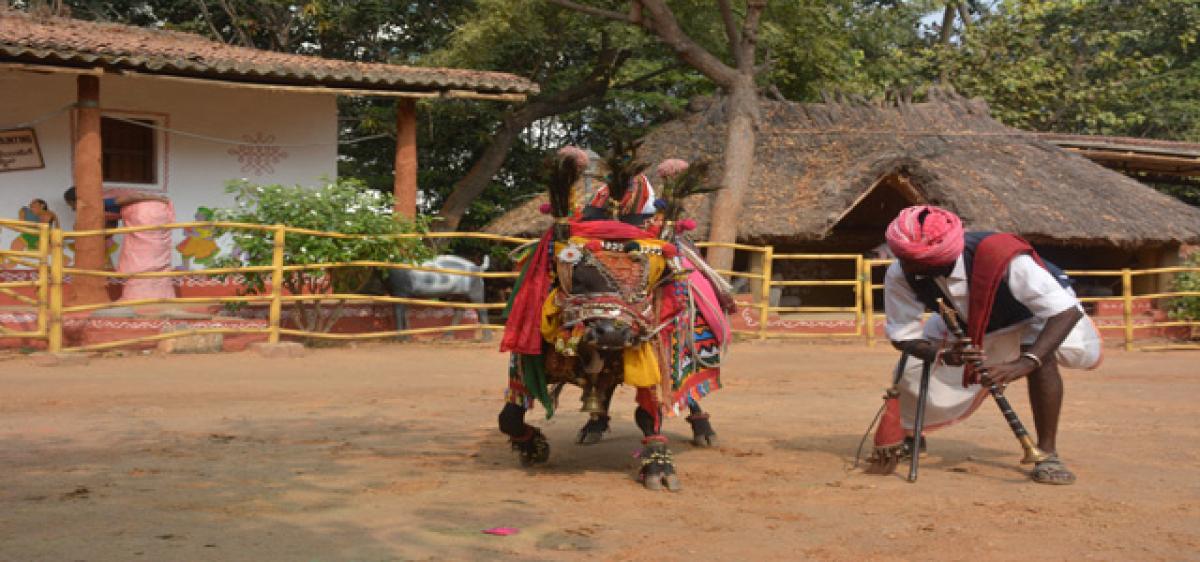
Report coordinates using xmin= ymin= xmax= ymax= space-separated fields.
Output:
xmin=498 ymin=402 xmax=549 ymax=466
xmin=444 ymin=307 xmax=463 ymax=340
xmin=686 ymin=399 xmax=719 ymax=447
xmin=634 ymin=390 xmax=681 ymax=492
xmin=472 ymin=285 xmax=492 ymax=342
xmin=576 ymin=385 xmax=615 ymax=445
xmin=393 ymin=303 xmax=408 ymax=334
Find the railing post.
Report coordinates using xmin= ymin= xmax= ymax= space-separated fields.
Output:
xmin=852 ymin=255 xmax=864 ymax=338
xmin=759 ymin=245 xmax=773 ymax=340
xmin=268 ymin=226 xmax=285 ymax=344
xmin=1121 ymin=268 xmax=1133 ymax=352
xmin=36 ymin=223 xmax=50 ymax=338
xmin=47 ymin=228 xmax=64 ymax=352
xmin=863 ymin=258 xmax=874 ymax=347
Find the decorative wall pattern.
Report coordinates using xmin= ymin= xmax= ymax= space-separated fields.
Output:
xmin=227 ymin=132 xmax=289 ymax=176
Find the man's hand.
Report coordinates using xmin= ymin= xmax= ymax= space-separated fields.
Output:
xmin=941 ymin=340 xmax=985 ymax=366
xmin=979 ymin=356 xmax=1039 ymax=387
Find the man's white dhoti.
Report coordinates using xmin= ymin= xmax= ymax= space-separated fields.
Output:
xmin=898 ymin=312 xmax=1103 ymax=432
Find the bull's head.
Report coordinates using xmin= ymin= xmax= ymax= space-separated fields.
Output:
xmin=555 ymin=241 xmax=658 ymax=354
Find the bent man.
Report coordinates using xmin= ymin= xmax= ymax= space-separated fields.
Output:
xmin=879 ymin=205 xmax=1101 ymax=485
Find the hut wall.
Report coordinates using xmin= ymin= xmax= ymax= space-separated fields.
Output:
xmin=0 ymin=70 xmax=337 ymax=267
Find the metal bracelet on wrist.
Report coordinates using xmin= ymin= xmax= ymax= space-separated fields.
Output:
xmin=1020 ymin=351 xmax=1043 ymax=369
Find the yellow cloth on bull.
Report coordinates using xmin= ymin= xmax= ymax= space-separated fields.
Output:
xmin=541 ymin=288 xmax=562 ymax=342
xmin=622 ymin=341 xmax=661 ymax=388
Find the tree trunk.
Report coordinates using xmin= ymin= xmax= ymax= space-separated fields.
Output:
xmin=705 ymin=74 xmax=759 ymax=272
xmin=436 ymin=46 xmax=629 ymax=230
xmin=437 ymin=116 xmax=524 ymax=231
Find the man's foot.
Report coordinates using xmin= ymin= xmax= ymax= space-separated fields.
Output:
xmin=1031 ymin=455 xmax=1076 ymax=485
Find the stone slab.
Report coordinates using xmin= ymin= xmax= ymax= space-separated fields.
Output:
xmin=30 ymin=351 xmax=90 ymax=367
xmin=248 ymin=341 xmax=306 ymax=358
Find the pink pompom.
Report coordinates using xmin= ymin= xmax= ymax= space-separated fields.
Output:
xmin=585 ymin=240 xmax=603 ymax=252
xmin=677 ymin=219 xmax=697 ymax=232
xmin=557 ymin=145 xmax=590 ymax=171
xmin=662 ymin=244 xmax=677 ymax=258
xmin=538 ymin=202 xmax=552 ymax=214
xmin=656 ymin=158 xmax=689 ymax=179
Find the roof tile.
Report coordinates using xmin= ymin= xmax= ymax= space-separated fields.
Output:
xmin=0 ymin=13 xmax=538 ymax=95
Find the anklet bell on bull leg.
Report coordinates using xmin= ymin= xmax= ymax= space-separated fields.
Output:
xmin=638 ymin=436 xmax=682 ymax=492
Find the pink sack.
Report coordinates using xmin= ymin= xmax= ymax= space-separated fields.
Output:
xmin=117 ymin=200 xmax=176 ymax=301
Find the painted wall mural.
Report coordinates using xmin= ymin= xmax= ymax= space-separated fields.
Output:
xmin=227 ymin=132 xmax=289 ymax=176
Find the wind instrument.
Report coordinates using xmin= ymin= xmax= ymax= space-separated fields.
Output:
xmin=936 ymin=299 xmax=1051 ymax=465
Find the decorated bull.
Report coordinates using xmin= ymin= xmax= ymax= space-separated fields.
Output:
xmin=496 ymin=142 xmax=734 ymax=491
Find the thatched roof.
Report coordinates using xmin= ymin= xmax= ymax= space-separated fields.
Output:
xmin=485 ymin=91 xmax=1200 ymax=247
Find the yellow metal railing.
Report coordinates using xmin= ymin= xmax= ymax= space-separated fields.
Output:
xmin=2 ymin=222 xmax=1198 ymax=353
xmin=35 ymin=222 xmax=531 ymax=353
xmin=0 ymin=219 xmax=50 ymax=341
xmin=1064 ymin=267 xmax=1200 ymax=351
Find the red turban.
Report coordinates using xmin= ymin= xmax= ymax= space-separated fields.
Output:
xmin=885 ymin=206 xmax=964 ymax=266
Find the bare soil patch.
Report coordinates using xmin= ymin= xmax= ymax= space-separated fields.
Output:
xmin=1 ymin=341 xmax=1197 ymax=561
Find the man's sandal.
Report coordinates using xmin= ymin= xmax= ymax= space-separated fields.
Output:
xmin=1031 ymin=455 xmax=1076 ymax=485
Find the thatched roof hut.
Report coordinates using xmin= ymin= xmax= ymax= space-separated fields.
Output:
xmin=485 ymin=91 xmax=1200 ymax=258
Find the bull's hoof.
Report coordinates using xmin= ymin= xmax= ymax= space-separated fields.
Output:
xmin=638 ymin=441 xmax=682 ymax=492
xmin=687 ymin=413 xmax=719 ymax=448
xmin=575 ymin=415 xmax=610 ymax=445
xmin=511 ymin=427 xmax=550 ymax=466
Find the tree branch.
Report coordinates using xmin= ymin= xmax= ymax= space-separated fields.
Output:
xmin=635 ymin=0 xmax=739 ymax=85
xmin=544 ymin=0 xmax=632 ymax=22
xmin=718 ymin=0 xmax=743 ymax=64
xmin=611 ymin=63 xmax=680 ymax=90
xmin=194 ymin=0 xmax=228 ymax=44
xmin=215 ymin=0 xmax=254 ymax=48
xmin=939 ymin=4 xmax=955 ymax=45
xmin=742 ymin=1 xmax=767 ymax=49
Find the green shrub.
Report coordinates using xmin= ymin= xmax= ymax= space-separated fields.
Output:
xmin=213 ymin=178 xmax=432 ymax=334
xmin=1166 ymin=252 xmax=1200 ymax=338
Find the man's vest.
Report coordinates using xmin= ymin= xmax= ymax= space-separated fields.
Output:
xmin=903 ymin=232 xmax=1071 ymax=335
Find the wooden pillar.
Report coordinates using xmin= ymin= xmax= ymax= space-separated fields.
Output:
xmin=70 ymin=74 xmax=110 ymax=304
xmin=393 ymin=98 xmax=418 ymax=219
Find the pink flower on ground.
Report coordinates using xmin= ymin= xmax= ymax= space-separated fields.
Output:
xmin=557 ymin=145 xmax=590 ymax=171
xmin=539 ymin=202 xmax=552 ymax=214
xmin=656 ymin=158 xmax=689 ymax=179
xmin=677 ymin=219 xmax=697 ymax=232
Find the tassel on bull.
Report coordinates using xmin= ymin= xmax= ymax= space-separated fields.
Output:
xmin=548 ymin=146 xmax=588 ymax=241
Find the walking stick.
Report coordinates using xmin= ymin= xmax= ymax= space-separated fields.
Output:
xmin=936 ymin=299 xmax=1051 ymax=465
xmin=907 ymin=358 xmax=932 ymax=483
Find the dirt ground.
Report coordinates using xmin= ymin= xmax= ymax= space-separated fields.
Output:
xmin=1 ymin=341 xmax=1197 ymax=561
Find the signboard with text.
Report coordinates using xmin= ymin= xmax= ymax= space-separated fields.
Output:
xmin=0 ymin=128 xmax=45 ymax=173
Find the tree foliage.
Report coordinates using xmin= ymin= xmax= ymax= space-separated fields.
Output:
xmin=931 ymin=0 xmax=1200 ymax=140
xmin=1167 ymin=252 xmax=1200 ymax=329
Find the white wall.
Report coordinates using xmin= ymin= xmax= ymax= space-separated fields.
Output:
xmin=0 ymin=69 xmax=337 ymax=266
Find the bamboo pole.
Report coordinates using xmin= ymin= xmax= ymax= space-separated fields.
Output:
xmin=48 ymin=229 xmax=64 ymax=352
xmin=36 ymin=223 xmax=49 ymax=337
xmin=759 ymin=246 xmax=774 ymax=340
xmin=853 ymin=255 xmax=864 ymax=337
xmin=863 ymin=257 xmax=874 ymax=347
xmin=268 ymin=226 xmax=285 ymax=344
xmin=1122 ymin=268 xmax=1134 ymax=352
